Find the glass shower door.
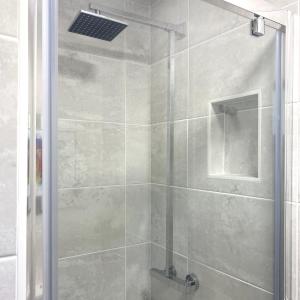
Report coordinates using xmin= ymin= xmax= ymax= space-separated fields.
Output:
xmin=149 ymin=2 xmax=284 ymax=300
xmin=52 ymin=1 xmax=285 ymax=300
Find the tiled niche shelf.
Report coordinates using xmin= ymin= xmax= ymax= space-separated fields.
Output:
xmin=208 ymin=91 xmax=261 ymax=181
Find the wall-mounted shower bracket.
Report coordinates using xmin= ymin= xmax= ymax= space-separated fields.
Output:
xmin=251 ymin=15 xmax=265 ymax=37
xmin=89 ymin=3 xmax=186 ymax=39
xmin=151 ymin=268 xmax=199 ymax=293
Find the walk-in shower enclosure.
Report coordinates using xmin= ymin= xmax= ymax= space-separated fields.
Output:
xmin=26 ymin=0 xmax=291 ymax=299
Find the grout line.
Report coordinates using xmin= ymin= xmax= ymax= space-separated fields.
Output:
xmin=58 ymin=183 xmax=151 ymax=191
xmin=124 ymin=49 xmax=127 ymax=300
xmin=150 ymin=183 xmax=274 ymax=202
xmin=58 ymin=117 xmax=151 ymax=127
xmin=151 ymin=241 xmax=188 ymax=260
xmin=186 ymin=1 xmax=190 ymax=275
xmin=151 ymin=241 xmax=272 ymax=295
xmin=188 ymin=258 xmax=274 ymax=295
xmin=149 ymin=105 xmax=273 ymax=126
xmin=59 ymin=242 xmax=151 ymax=262
xmin=0 ymin=33 xmax=18 ymax=43
xmin=0 ymin=255 xmax=17 ymax=262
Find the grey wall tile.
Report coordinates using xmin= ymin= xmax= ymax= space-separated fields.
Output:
xmin=126 ymin=62 xmax=151 ymax=125
xmin=188 ymin=108 xmax=273 ymax=199
xmin=151 ymin=185 xmax=188 ymax=256
xmin=58 ymin=249 xmax=125 ymax=300
xmin=126 ymin=244 xmax=151 ymax=299
xmin=126 ymin=125 xmax=151 ymax=184
xmin=58 ymin=187 xmax=125 ymax=258
xmin=125 ymin=0 xmax=151 ymax=63
xmin=58 ymin=49 xmax=125 ymax=123
xmin=0 ymin=258 xmax=16 ymax=300
xmin=189 ymin=25 xmax=276 ymax=118
xmin=125 ymin=22 xmax=151 ymax=63
xmin=188 ymin=189 xmax=274 ymax=292
xmin=189 ymin=0 xmax=246 ymax=47
xmin=126 ymin=0 xmax=151 ymax=17
xmin=151 ymin=0 xmax=188 ymax=63
xmin=0 ymin=40 xmax=18 ymax=256
xmin=58 ymin=120 xmax=125 ymax=188
xmin=151 ymin=121 xmax=187 ymax=186
xmin=126 ymin=185 xmax=151 ymax=245
xmin=151 ymin=51 xmax=188 ymax=123
xmin=0 ymin=0 xmax=18 ymax=37
xmin=188 ymin=260 xmax=273 ymax=300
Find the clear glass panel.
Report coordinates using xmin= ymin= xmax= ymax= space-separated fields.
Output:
xmin=56 ymin=0 xmax=284 ymax=299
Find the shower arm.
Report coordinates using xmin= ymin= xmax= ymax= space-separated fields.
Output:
xmin=89 ymin=3 xmax=186 ymax=39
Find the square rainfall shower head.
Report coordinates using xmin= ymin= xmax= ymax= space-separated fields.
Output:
xmin=69 ymin=10 xmax=128 ymax=41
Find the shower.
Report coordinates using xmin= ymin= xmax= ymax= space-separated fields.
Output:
xmin=69 ymin=10 xmax=128 ymax=41
xmin=69 ymin=4 xmax=186 ymax=40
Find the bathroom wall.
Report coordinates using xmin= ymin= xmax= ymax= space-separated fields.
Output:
xmin=57 ymin=0 xmax=152 ymax=299
xmin=0 ymin=0 xmax=19 ymax=299
xmin=150 ymin=0 xmax=299 ymax=300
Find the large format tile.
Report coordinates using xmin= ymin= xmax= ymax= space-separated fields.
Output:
xmin=188 ymin=189 xmax=274 ymax=292
xmin=0 ymin=0 xmax=18 ymax=37
xmin=188 ymin=108 xmax=273 ymax=199
xmin=58 ymin=120 xmax=125 ymax=188
xmin=125 ymin=21 xmax=151 ymax=63
xmin=58 ymin=249 xmax=125 ymax=300
xmin=58 ymin=49 xmax=125 ymax=123
xmin=189 ymin=0 xmax=246 ymax=47
xmin=151 ymin=185 xmax=188 ymax=256
xmin=126 ymin=185 xmax=151 ymax=245
xmin=151 ymin=51 xmax=188 ymax=123
xmin=126 ymin=244 xmax=151 ymax=299
xmin=0 ymin=258 xmax=15 ymax=300
xmin=0 ymin=40 xmax=18 ymax=256
xmin=151 ymin=121 xmax=187 ymax=186
xmin=126 ymin=0 xmax=151 ymax=17
xmin=189 ymin=25 xmax=276 ymax=118
xmin=188 ymin=260 xmax=273 ymax=300
xmin=151 ymin=0 xmax=188 ymax=63
xmin=58 ymin=186 xmax=125 ymax=258
xmin=126 ymin=62 xmax=151 ymax=124
xmin=126 ymin=125 xmax=151 ymax=184
xmin=125 ymin=0 xmax=151 ymax=63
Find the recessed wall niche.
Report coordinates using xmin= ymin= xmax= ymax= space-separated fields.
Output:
xmin=208 ymin=91 xmax=261 ymax=180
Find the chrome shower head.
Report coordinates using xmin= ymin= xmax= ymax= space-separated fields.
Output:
xmin=69 ymin=10 xmax=128 ymax=41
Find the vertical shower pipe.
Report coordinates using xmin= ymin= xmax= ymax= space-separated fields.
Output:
xmin=165 ymin=30 xmax=176 ymax=278
xmin=273 ymin=30 xmax=284 ymax=300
